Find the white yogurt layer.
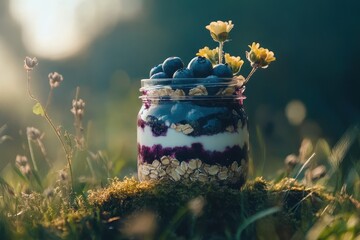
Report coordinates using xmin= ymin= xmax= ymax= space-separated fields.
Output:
xmin=137 ymin=125 xmax=249 ymax=152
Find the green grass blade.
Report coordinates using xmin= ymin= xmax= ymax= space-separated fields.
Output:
xmin=0 ymin=124 xmax=7 ymax=135
xmin=235 ymin=206 xmax=280 ymax=240
xmin=32 ymin=170 xmax=44 ymax=190
xmin=255 ymin=125 xmax=266 ymax=176
xmin=294 ymin=153 xmax=316 ymax=181
xmin=329 ymin=125 xmax=360 ymax=170
xmin=12 ymin=165 xmax=27 ymax=182
xmin=0 ymin=124 xmax=12 ymax=144
xmin=159 ymin=206 xmax=188 ymax=240
xmin=0 ymin=176 xmax=14 ymax=196
xmin=85 ymin=156 xmax=96 ymax=179
xmin=27 ymin=137 xmax=38 ymax=172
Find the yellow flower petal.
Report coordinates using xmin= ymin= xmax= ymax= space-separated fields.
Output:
xmin=197 ymin=47 xmax=219 ymax=65
xmin=246 ymin=42 xmax=276 ymax=68
xmin=225 ymin=53 xmax=244 ymax=74
xmin=205 ymin=20 xmax=234 ymax=42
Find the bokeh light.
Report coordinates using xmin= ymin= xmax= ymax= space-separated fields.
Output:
xmin=285 ymin=100 xmax=307 ymax=126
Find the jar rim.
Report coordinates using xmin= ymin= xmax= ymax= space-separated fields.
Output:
xmin=141 ymin=78 xmax=237 ymax=87
xmin=139 ymin=77 xmax=246 ymax=101
xmin=139 ymin=95 xmax=246 ymax=101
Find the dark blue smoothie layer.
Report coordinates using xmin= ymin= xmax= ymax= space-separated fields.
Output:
xmin=137 ymin=102 xmax=247 ymax=137
xmin=138 ymin=142 xmax=248 ymax=166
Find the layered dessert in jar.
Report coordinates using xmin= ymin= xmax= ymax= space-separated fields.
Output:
xmin=137 ymin=56 xmax=248 ymax=187
xmin=137 ymin=20 xmax=275 ymax=188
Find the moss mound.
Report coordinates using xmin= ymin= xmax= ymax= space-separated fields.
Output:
xmin=46 ymin=177 xmax=336 ymax=239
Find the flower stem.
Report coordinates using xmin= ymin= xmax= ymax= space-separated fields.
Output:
xmin=26 ymin=70 xmax=74 ymax=192
xmin=72 ymin=87 xmax=85 ymax=150
xmin=74 ymin=87 xmax=82 ymax=139
xmin=26 ymin=71 xmax=38 ymax=102
xmin=45 ymin=88 xmax=53 ymax=111
xmin=218 ymin=41 xmax=224 ymax=64
xmin=244 ymin=66 xmax=258 ymax=85
xmin=43 ymin=111 xmax=74 ymax=192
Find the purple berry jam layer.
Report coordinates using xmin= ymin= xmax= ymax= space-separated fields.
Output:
xmin=137 ymin=142 xmax=248 ymax=167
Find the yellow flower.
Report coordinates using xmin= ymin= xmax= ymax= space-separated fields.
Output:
xmin=246 ymin=42 xmax=276 ymax=68
xmin=224 ymin=53 xmax=244 ymax=75
xmin=197 ymin=46 xmax=219 ymax=65
xmin=205 ymin=20 xmax=234 ymax=42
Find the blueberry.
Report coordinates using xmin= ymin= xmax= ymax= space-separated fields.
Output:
xmin=187 ymin=56 xmax=213 ymax=78
xmin=150 ymin=72 xmax=169 ymax=79
xmin=162 ymin=57 xmax=184 ymax=77
xmin=203 ymin=119 xmax=222 ymax=134
xmin=158 ymin=115 xmax=171 ymax=125
xmin=171 ymin=103 xmax=186 ymax=115
xmin=146 ymin=115 xmax=167 ymax=136
xmin=170 ymin=103 xmax=187 ymax=121
xmin=212 ymin=64 xmax=233 ymax=78
xmin=186 ymin=109 xmax=205 ymax=121
xmin=205 ymin=75 xmax=219 ymax=82
xmin=171 ymin=103 xmax=196 ymax=121
xmin=149 ymin=64 xmax=163 ymax=78
xmin=152 ymin=123 xmax=167 ymax=136
xmin=204 ymin=75 xmax=220 ymax=95
xmin=173 ymin=68 xmax=194 ymax=78
xmin=145 ymin=115 xmax=157 ymax=125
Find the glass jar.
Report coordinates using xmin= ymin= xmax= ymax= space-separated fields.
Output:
xmin=137 ymin=78 xmax=249 ymax=187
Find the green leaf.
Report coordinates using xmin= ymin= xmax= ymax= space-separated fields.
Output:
xmin=12 ymin=165 xmax=27 ymax=182
xmin=0 ymin=176 xmax=14 ymax=195
xmin=32 ymin=103 xmax=45 ymax=116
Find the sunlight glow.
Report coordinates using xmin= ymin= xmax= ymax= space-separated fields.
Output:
xmin=9 ymin=0 xmax=143 ymax=60
xmin=0 ymin=38 xmax=23 ymax=106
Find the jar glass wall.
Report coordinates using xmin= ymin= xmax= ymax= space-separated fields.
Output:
xmin=137 ymin=78 xmax=249 ymax=187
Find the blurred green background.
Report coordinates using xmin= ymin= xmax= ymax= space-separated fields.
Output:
xmin=0 ymin=0 xmax=359 ymax=177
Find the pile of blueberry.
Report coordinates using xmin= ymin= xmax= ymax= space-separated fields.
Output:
xmin=150 ymin=56 xmax=233 ymax=79
xmin=143 ymin=56 xmax=247 ymax=136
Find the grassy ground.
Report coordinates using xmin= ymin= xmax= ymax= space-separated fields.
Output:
xmin=1 ymin=176 xmax=360 ymax=240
